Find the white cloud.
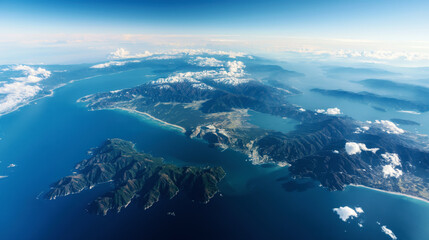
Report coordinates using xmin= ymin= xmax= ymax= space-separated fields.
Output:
xmin=381 ymin=152 xmax=402 ymax=178
xmin=333 ymin=206 xmax=364 ymax=223
xmin=166 ymin=49 xmax=247 ymax=58
xmin=10 ymin=65 xmax=51 ymax=83
xmin=90 ymin=60 xmax=140 ymax=69
xmin=0 ymin=65 xmax=51 ymax=115
xmin=381 ymin=226 xmax=397 ymax=240
xmin=381 ymin=153 xmax=401 ymax=167
xmin=397 ymin=110 xmax=420 ymax=115
xmin=382 ymin=165 xmax=403 ymax=178
xmin=152 ymin=72 xmax=203 ymax=85
xmin=225 ymin=60 xmax=246 ymax=76
xmin=345 ymin=142 xmax=379 ymax=155
xmin=373 ymin=120 xmax=405 ymax=134
xmin=151 ymin=60 xmax=250 ymax=87
xmin=147 ymin=55 xmax=180 ymax=60
xmin=109 ymin=48 xmax=153 ymax=59
xmin=7 ymin=164 xmax=16 ymax=168
xmin=188 ymin=57 xmax=224 ymax=67
xmin=355 ymin=207 xmax=364 ymax=214
xmin=333 ymin=206 xmax=357 ymax=221
xmin=192 ymin=83 xmax=214 ymax=90
xmin=326 ymin=108 xmax=341 ymax=115
xmin=354 ymin=125 xmax=371 ymax=134
xmin=108 ymin=48 xmax=249 ymax=60
xmin=285 ymin=46 xmax=429 ymax=65
xmin=109 ymin=48 xmax=130 ymax=59
xmin=0 ymin=82 xmax=42 ymax=115
xmin=0 ymin=175 xmax=8 ymax=179
xmin=315 ymin=107 xmax=341 ymax=115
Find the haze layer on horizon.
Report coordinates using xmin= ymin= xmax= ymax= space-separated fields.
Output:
xmin=1 ymin=0 xmax=428 ymax=66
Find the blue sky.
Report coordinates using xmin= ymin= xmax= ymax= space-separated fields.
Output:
xmin=0 ymin=0 xmax=429 ymax=65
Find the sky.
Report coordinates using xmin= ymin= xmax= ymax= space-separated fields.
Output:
xmin=1 ymin=0 xmax=429 ymax=65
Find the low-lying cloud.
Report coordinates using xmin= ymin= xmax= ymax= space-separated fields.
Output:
xmin=373 ymin=120 xmax=404 ymax=134
xmin=381 ymin=152 xmax=403 ymax=178
xmin=381 ymin=225 xmax=397 ymax=240
xmin=0 ymin=65 xmax=51 ymax=115
xmin=345 ymin=142 xmax=379 ymax=155
xmin=90 ymin=60 xmax=140 ymax=69
xmin=333 ymin=206 xmax=364 ymax=222
xmin=188 ymin=57 xmax=224 ymax=67
xmin=316 ymin=107 xmax=341 ymax=115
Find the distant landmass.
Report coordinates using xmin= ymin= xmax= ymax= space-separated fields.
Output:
xmin=311 ymin=88 xmax=429 ymax=112
xmin=372 ymin=106 xmax=387 ymax=112
xmin=46 ymin=139 xmax=225 ymax=215
xmin=77 ymin=65 xmax=429 ymax=203
xmin=246 ymin=63 xmax=303 ymax=94
xmin=358 ymin=79 xmax=429 ymax=102
xmin=324 ymin=67 xmax=397 ymax=79
xmin=390 ymin=118 xmax=420 ymax=126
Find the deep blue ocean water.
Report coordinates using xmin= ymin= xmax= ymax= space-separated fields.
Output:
xmin=0 ymin=67 xmax=428 ymax=239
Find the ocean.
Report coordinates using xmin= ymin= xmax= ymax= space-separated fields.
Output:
xmin=0 ymin=66 xmax=428 ymax=239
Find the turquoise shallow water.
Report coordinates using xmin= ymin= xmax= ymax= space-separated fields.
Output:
xmin=247 ymin=110 xmax=299 ymax=133
xmin=0 ymin=67 xmax=428 ymax=239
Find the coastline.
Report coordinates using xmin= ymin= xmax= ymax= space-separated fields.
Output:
xmin=0 ymin=74 xmax=103 ymax=118
xmin=113 ymin=107 xmax=187 ymax=133
xmin=348 ymin=184 xmax=429 ymax=205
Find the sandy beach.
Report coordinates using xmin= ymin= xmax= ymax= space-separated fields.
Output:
xmin=114 ymin=107 xmax=187 ymax=133
xmin=349 ymin=184 xmax=429 ymax=205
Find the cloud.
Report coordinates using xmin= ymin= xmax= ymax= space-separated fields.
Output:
xmin=4 ymin=33 xmax=429 ymax=67
xmin=188 ymin=57 xmax=224 ymax=67
xmin=151 ymin=60 xmax=250 ymax=87
xmin=165 ymin=49 xmax=248 ymax=58
xmin=345 ymin=142 xmax=379 ymax=155
xmin=296 ymin=48 xmax=429 ymax=62
xmin=397 ymin=110 xmax=420 ymax=115
xmin=0 ymin=176 xmax=8 ymax=179
xmin=333 ymin=206 xmax=364 ymax=222
xmin=382 ymin=165 xmax=403 ymax=178
xmin=109 ymin=48 xmax=153 ymax=59
xmin=373 ymin=120 xmax=405 ymax=134
xmin=147 ymin=55 xmax=180 ymax=60
xmin=108 ymin=48 xmax=249 ymax=60
xmin=90 ymin=60 xmax=140 ymax=69
xmin=10 ymin=65 xmax=51 ymax=83
xmin=381 ymin=153 xmax=401 ymax=166
xmin=7 ymin=164 xmax=16 ymax=168
xmin=355 ymin=207 xmax=364 ymax=214
xmin=0 ymin=65 xmax=51 ymax=115
xmin=315 ymin=107 xmax=341 ymax=115
xmin=0 ymin=82 xmax=42 ymax=115
xmin=381 ymin=153 xmax=402 ymax=178
xmin=354 ymin=126 xmax=370 ymax=134
xmin=381 ymin=225 xmax=397 ymax=240
xmin=191 ymin=83 xmax=215 ymax=90
xmin=381 ymin=152 xmax=402 ymax=178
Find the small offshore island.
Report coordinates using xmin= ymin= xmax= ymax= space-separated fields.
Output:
xmin=46 ymin=139 xmax=226 ymax=215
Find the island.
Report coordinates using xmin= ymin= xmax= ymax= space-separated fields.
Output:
xmin=76 ymin=62 xmax=429 ymax=203
xmin=390 ymin=118 xmax=420 ymax=126
xmin=46 ymin=138 xmax=226 ymax=215
xmin=311 ymin=88 xmax=429 ymax=113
